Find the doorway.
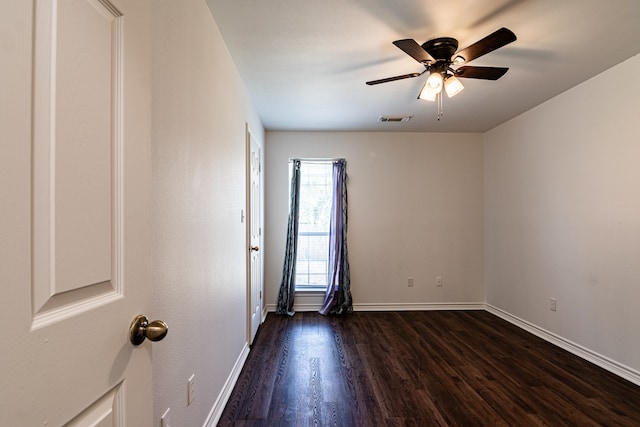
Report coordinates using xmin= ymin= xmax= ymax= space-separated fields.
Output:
xmin=246 ymin=125 xmax=264 ymax=344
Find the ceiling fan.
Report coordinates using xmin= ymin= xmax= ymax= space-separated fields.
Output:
xmin=366 ymin=28 xmax=516 ymax=107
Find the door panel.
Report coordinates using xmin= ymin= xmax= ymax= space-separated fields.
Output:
xmin=247 ymin=127 xmax=263 ymax=344
xmin=65 ymin=385 xmax=122 ymax=427
xmin=41 ymin=0 xmax=114 ymax=296
xmin=32 ymin=0 xmax=121 ymax=321
xmin=0 ymin=0 xmax=152 ymax=425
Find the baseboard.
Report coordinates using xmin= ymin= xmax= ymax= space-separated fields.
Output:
xmin=486 ymin=304 xmax=640 ymax=387
xmin=355 ymin=302 xmax=485 ymax=311
xmin=264 ymin=303 xmax=320 ymax=312
xmin=204 ymin=343 xmax=251 ymax=427
xmin=265 ymin=302 xmax=485 ymax=312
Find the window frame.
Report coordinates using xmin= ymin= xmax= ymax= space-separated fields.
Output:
xmin=290 ymin=159 xmax=334 ymax=293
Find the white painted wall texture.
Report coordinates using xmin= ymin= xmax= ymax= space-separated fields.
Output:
xmin=151 ymin=1 xmax=264 ymax=425
xmin=265 ymin=132 xmax=485 ymax=311
xmin=484 ymin=53 xmax=640 ymax=374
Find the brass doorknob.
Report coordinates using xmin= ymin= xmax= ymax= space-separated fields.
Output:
xmin=129 ymin=315 xmax=168 ymax=346
xmin=250 ymin=246 xmax=259 ymax=252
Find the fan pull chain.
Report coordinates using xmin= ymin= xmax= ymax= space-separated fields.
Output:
xmin=437 ymin=91 xmax=444 ymax=121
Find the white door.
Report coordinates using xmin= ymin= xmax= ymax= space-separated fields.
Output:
xmin=0 ymin=0 xmax=155 ymax=425
xmin=247 ymin=127 xmax=263 ymax=344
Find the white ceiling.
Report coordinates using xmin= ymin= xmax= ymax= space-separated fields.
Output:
xmin=205 ymin=0 xmax=640 ymax=132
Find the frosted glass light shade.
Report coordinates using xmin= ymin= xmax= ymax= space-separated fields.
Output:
xmin=444 ymin=76 xmax=464 ymax=98
xmin=418 ymin=82 xmax=438 ymax=101
xmin=418 ymin=71 xmax=444 ymax=101
xmin=425 ymin=71 xmax=443 ymax=92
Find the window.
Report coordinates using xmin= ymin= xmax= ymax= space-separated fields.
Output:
xmin=276 ymin=157 xmax=351 ymax=315
xmin=291 ymin=160 xmax=333 ymax=291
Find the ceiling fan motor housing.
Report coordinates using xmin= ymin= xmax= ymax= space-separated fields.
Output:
xmin=421 ymin=37 xmax=459 ymax=62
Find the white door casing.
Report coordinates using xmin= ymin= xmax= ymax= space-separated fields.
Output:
xmin=0 ymin=0 xmax=153 ymax=425
xmin=247 ymin=126 xmax=263 ymax=344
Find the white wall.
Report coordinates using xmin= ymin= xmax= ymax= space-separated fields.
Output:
xmin=265 ymin=132 xmax=484 ymax=310
xmin=151 ymin=1 xmax=264 ymax=426
xmin=484 ymin=53 xmax=640 ymax=376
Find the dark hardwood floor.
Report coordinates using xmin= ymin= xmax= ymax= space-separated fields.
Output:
xmin=218 ymin=311 xmax=640 ymax=426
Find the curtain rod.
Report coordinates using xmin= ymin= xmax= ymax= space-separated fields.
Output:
xmin=288 ymin=157 xmax=345 ymax=163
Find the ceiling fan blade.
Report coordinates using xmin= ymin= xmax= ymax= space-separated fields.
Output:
xmin=393 ymin=39 xmax=435 ymax=64
xmin=454 ymin=27 xmax=516 ymax=64
xmin=454 ymin=66 xmax=509 ymax=80
xmin=366 ymin=72 xmax=423 ymax=85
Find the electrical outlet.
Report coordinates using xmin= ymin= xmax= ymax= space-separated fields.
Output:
xmin=188 ymin=374 xmax=195 ymax=406
xmin=408 ymin=277 xmax=414 ymax=287
xmin=550 ymin=298 xmax=557 ymax=312
xmin=161 ymin=408 xmax=171 ymax=427
xmin=436 ymin=276 xmax=443 ymax=287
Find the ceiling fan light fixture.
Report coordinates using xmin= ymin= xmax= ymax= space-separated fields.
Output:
xmin=425 ymin=71 xmax=444 ymax=93
xmin=444 ymin=75 xmax=464 ymax=98
xmin=418 ymin=82 xmax=438 ymax=101
xmin=369 ymin=28 xmax=517 ymax=118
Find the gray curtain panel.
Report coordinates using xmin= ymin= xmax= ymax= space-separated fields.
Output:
xmin=319 ymin=159 xmax=352 ymax=315
xmin=276 ymin=159 xmax=301 ymax=316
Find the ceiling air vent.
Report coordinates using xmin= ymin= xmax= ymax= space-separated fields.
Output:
xmin=378 ymin=115 xmax=412 ymax=123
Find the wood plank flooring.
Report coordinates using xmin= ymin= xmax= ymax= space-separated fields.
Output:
xmin=218 ymin=311 xmax=640 ymax=426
